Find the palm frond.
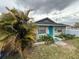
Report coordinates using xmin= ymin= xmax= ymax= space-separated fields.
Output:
xmin=25 ymin=10 xmax=31 ymax=17
xmin=6 ymin=7 xmax=17 ymax=20
xmin=0 ymin=8 xmax=37 ymax=59
xmin=0 ymin=33 xmax=14 ymax=42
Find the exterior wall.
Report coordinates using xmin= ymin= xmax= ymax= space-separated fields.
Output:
xmin=36 ymin=26 xmax=48 ymax=38
xmin=36 ymin=26 xmax=66 ymax=39
xmin=54 ymin=26 xmax=66 ymax=36
xmin=36 ymin=26 xmax=55 ymax=39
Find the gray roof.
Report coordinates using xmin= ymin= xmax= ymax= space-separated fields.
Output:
xmin=35 ymin=18 xmax=66 ymax=26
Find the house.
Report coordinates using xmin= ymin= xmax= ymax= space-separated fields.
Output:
xmin=35 ymin=18 xmax=66 ymax=38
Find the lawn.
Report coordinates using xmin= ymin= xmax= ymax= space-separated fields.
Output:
xmin=3 ymin=37 xmax=79 ymax=59
xmin=65 ymin=37 xmax=79 ymax=48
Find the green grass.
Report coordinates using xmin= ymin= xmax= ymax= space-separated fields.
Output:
xmin=3 ymin=37 xmax=79 ymax=59
xmin=30 ymin=45 xmax=79 ymax=59
xmin=66 ymin=37 xmax=79 ymax=49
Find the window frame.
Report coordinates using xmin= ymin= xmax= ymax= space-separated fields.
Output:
xmin=38 ymin=27 xmax=47 ymax=34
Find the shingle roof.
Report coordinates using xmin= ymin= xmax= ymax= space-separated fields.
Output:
xmin=35 ymin=17 xmax=66 ymax=26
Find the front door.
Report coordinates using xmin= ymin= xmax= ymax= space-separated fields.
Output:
xmin=48 ymin=26 xmax=53 ymax=36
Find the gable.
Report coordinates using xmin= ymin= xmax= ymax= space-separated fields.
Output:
xmin=35 ymin=18 xmax=56 ymax=24
xmin=35 ymin=17 xmax=66 ymax=26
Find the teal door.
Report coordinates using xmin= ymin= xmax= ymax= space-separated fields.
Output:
xmin=48 ymin=26 xmax=53 ymax=36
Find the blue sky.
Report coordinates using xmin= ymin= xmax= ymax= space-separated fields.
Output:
xmin=0 ymin=0 xmax=79 ymax=25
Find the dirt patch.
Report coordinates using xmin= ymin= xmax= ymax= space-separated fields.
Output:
xmin=54 ymin=41 xmax=77 ymax=51
xmin=62 ymin=44 xmax=77 ymax=51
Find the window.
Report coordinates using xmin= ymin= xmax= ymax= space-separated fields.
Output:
xmin=57 ymin=29 xmax=62 ymax=32
xmin=38 ymin=27 xmax=46 ymax=34
xmin=55 ymin=28 xmax=62 ymax=32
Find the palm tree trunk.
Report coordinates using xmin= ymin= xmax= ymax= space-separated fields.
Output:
xmin=15 ymin=40 xmax=26 ymax=59
xmin=19 ymin=49 xmax=25 ymax=59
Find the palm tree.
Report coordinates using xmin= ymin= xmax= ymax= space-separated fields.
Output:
xmin=0 ymin=7 xmax=36 ymax=59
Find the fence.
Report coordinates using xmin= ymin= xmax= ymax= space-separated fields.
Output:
xmin=65 ymin=29 xmax=79 ymax=37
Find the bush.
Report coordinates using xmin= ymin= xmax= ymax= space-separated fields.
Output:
xmin=57 ymin=33 xmax=75 ymax=40
xmin=38 ymin=35 xmax=54 ymax=44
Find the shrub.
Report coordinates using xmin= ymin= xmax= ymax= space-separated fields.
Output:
xmin=56 ymin=34 xmax=65 ymax=40
xmin=57 ymin=33 xmax=75 ymax=40
xmin=38 ymin=35 xmax=54 ymax=44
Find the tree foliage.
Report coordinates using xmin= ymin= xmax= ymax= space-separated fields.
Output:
xmin=0 ymin=7 xmax=36 ymax=59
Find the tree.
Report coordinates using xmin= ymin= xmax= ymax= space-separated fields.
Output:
xmin=0 ymin=7 xmax=36 ymax=59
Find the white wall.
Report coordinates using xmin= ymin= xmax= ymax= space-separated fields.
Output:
xmin=36 ymin=26 xmax=48 ymax=39
xmin=65 ymin=29 xmax=79 ymax=37
xmin=54 ymin=26 xmax=66 ymax=36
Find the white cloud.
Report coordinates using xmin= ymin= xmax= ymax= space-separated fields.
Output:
xmin=0 ymin=0 xmax=16 ymax=7
xmin=0 ymin=0 xmax=79 ymax=25
xmin=30 ymin=13 xmax=48 ymax=21
xmin=0 ymin=0 xmax=19 ymax=12
xmin=30 ymin=0 xmax=79 ymax=23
